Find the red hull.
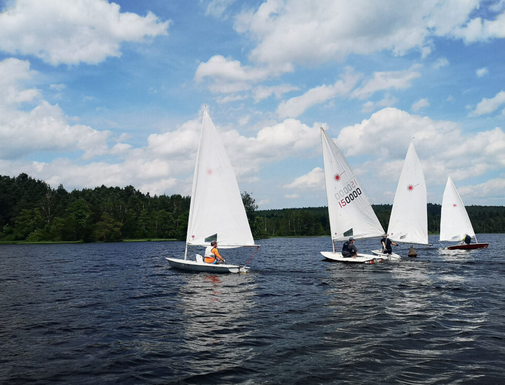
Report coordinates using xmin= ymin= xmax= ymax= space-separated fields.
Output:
xmin=447 ymin=243 xmax=489 ymax=250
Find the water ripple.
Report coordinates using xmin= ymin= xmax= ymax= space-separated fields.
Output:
xmin=1 ymin=236 xmax=504 ymax=384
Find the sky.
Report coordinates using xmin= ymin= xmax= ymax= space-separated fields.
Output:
xmin=0 ymin=0 xmax=505 ymax=210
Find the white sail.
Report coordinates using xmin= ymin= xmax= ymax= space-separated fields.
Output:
xmin=387 ymin=142 xmax=429 ymax=245
xmin=440 ymin=177 xmax=475 ymax=242
xmin=321 ymin=128 xmax=384 ymax=242
xmin=186 ymin=109 xmax=255 ymax=249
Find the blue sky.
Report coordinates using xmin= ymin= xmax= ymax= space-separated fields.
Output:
xmin=0 ymin=0 xmax=504 ymax=209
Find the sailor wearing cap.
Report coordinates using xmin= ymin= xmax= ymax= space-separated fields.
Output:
xmin=342 ymin=237 xmax=358 ymax=258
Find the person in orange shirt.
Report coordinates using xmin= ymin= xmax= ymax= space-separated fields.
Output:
xmin=204 ymin=241 xmax=225 ymax=264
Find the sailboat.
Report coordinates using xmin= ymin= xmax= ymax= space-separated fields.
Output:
xmin=166 ymin=109 xmax=259 ymax=273
xmin=373 ymin=142 xmax=428 ymax=258
xmin=439 ymin=177 xmax=489 ymax=250
xmin=319 ymin=128 xmax=386 ymax=263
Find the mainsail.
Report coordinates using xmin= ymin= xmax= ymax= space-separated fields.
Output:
xmin=321 ymin=128 xmax=384 ymax=243
xmin=186 ymin=109 xmax=255 ymax=250
xmin=440 ymin=177 xmax=475 ymax=242
xmin=387 ymin=142 xmax=429 ymax=245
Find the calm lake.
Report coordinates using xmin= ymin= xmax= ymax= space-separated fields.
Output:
xmin=1 ymin=235 xmax=504 ymax=384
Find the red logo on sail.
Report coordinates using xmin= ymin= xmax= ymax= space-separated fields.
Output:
xmin=334 ymin=171 xmax=345 ymax=182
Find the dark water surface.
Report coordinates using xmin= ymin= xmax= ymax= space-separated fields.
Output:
xmin=1 ymin=235 xmax=504 ymax=384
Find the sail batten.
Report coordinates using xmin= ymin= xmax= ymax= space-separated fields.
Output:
xmin=185 ymin=109 xmax=255 ymax=251
xmin=387 ymin=142 xmax=429 ymax=245
xmin=321 ymin=128 xmax=384 ymax=241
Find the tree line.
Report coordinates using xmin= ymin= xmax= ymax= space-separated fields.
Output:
xmin=256 ymin=203 xmax=505 ymax=237
xmin=0 ymin=173 xmax=191 ymax=242
xmin=0 ymin=173 xmax=504 ymax=243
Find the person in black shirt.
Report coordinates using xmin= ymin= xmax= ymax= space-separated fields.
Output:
xmin=381 ymin=234 xmax=397 ymax=254
xmin=342 ymin=237 xmax=358 ymax=258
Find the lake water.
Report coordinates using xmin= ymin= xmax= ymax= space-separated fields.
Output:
xmin=1 ymin=235 xmax=504 ymax=384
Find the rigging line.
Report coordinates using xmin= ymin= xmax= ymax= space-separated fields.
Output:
xmin=243 ymin=246 xmax=260 ymax=266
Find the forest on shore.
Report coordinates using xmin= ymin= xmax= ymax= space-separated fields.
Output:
xmin=1 ymin=173 xmax=504 ymax=243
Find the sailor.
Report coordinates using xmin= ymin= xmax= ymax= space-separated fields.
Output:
xmin=342 ymin=237 xmax=358 ymax=258
xmin=463 ymin=234 xmax=472 ymax=245
xmin=204 ymin=241 xmax=225 ymax=264
xmin=381 ymin=234 xmax=398 ymax=254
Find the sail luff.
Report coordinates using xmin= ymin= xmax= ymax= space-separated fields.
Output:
xmin=321 ymin=128 xmax=384 ymax=241
xmin=185 ymin=111 xmax=205 ymax=254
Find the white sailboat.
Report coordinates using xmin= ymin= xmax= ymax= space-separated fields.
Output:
xmin=373 ymin=142 xmax=428 ymax=258
xmin=166 ymin=109 xmax=259 ymax=273
xmin=439 ymin=177 xmax=489 ymax=250
xmin=319 ymin=128 xmax=386 ymax=263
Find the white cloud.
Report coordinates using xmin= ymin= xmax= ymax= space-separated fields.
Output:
xmin=277 ymin=68 xmax=360 ymax=118
xmin=471 ymin=91 xmax=505 ymax=116
xmin=433 ymin=57 xmax=449 ymax=69
xmin=458 ymin=178 xmax=505 ymax=202
xmin=195 ymin=55 xmax=272 ymax=94
xmin=361 ymin=94 xmax=398 ymax=113
xmin=450 ymin=11 xmax=505 ymax=43
xmin=0 ymin=59 xmax=113 ymax=159
xmin=238 ymin=115 xmax=251 ymax=126
xmin=222 ymin=118 xmax=325 ymax=176
xmin=253 ymin=84 xmax=299 ymax=103
xmin=489 ymin=0 xmax=505 ymax=13
xmin=0 ymin=58 xmax=40 ymax=105
xmin=216 ymin=94 xmax=248 ymax=104
xmin=336 ymin=107 xmax=505 ymax=189
xmin=284 ymin=167 xmax=324 ymax=190
xmin=352 ymin=68 xmax=421 ymax=99
xmin=205 ymin=0 xmax=235 ymax=19
xmin=476 ymin=67 xmax=489 ymax=77
xmin=284 ymin=194 xmax=300 ymax=199
xmin=147 ymin=117 xmax=201 ymax=160
xmin=0 ymin=63 xmax=327 ymax=197
xmin=49 ymin=84 xmax=66 ymax=92
xmin=0 ymin=100 xmax=112 ymax=160
xmin=110 ymin=143 xmax=132 ymax=155
xmin=0 ymin=0 xmax=169 ymax=66
xmin=234 ymin=0 xmax=489 ymax=70
xmin=412 ymin=98 xmax=430 ymax=111
xmin=139 ymin=178 xmax=178 ymax=197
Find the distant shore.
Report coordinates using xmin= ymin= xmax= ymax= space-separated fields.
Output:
xmin=0 ymin=238 xmax=178 ymax=245
xmin=1 ymin=234 xmax=500 ymax=245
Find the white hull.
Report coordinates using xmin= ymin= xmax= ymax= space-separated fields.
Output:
xmin=371 ymin=249 xmax=401 ymax=260
xmin=321 ymin=251 xmax=383 ymax=264
xmin=166 ymin=257 xmax=249 ymax=274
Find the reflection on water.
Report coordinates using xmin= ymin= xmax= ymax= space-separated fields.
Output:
xmin=174 ymin=272 xmax=257 ymax=379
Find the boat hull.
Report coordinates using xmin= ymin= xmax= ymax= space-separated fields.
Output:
xmin=166 ymin=257 xmax=249 ymax=273
xmin=371 ymin=250 xmax=401 ymax=260
xmin=446 ymin=243 xmax=489 ymax=250
xmin=321 ymin=251 xmax=383 ymax=264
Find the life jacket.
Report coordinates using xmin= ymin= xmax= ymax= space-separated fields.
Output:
xmin=204 ymin=255 xmax=217 ymax=264
xmin=204 ymin=246 xmax=219 ymax=264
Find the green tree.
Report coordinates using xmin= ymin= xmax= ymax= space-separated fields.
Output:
xmin=94 ymin=212 xmax=123 ymax=242
xmin=13 ymin=208 xmax=45 ymax=240
xmin=66 ymin=198 xmax=93 ymax=241
xmin=242 ymin=191 xmax=267 ymax=239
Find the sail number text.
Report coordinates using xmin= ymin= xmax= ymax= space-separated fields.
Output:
xmin=335 ymin=181 xmax=362 ymax=208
